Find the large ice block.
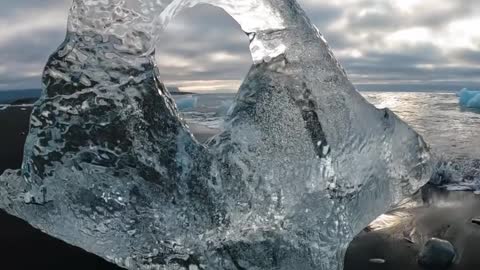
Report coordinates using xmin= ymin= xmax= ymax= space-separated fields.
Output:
xmin=458 ymin=88 xmax=480 ymax=109
xmin=0 ymin=0 xmax=433 ymax=269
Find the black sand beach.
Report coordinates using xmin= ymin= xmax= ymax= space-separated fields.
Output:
xmin=0 ymin=106 xmax=30 ymax=173
xmin=1 ymin=105 xmax=480 ymax=269
xmin=345 ymin=187 xmax=480 ymax=270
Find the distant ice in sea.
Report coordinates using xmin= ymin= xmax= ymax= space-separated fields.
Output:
xmin=180 ymin=92 xmax=480 ymax=192
xmin=175 ymin=95 xmax=198 ymax=110
xmin=458 ymin=88 xmax=480 ymax=109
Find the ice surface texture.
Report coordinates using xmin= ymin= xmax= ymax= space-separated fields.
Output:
xmin=0 ymin=0 xmax=433 ymax=269
xmin=458 ymin=88 xmax=480 ymax=109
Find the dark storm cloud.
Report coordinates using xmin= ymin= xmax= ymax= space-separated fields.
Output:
xmin=0 ymin=0 xmax=69 ymax=90
xmin=0 ymin=29 xmax=64 ymax=62
xmin=0 ymin=27 xmax=66 ymax=89
xmin=341 ymin=45 xmax=444 ymax=79
xmin=301 ymin=2 xmax=343 ymax=27
xmin=450 ymin=49 xmax=480 ymax=65
xmin=0 ymin=0 xmax=65 ymax=17
xmin=310 ymin=0 xmax=480 ymax=90
xmin=342 ymin=6 xmax=448 ymax=32
xmin=0 ymin=27 xmax=66 ymax=90
xmin=155 ymin=4 xmax=251 ymax=86
xmin=0 ymin=0 xmax=479 ymax=91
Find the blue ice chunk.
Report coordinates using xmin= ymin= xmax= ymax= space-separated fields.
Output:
xmin=458 ymin=88 xmax=480 ymax=109
xmin=175 ymin=96 xmax=198 ymax=111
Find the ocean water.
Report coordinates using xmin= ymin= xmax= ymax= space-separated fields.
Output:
xmin=362 ymin=92 xmax=480 ymax=160
xmin=176 ymin=91 xmax=480 ymax=160
xmin=0 ymin=89 xmax=41 ymax=104
xmin=1 ymin=90 xmax=478 ymax=188
xmin=2 ymin=90 xmax=477 ymax=160
xmin=175 ymin=91 xmax=480 ymax=190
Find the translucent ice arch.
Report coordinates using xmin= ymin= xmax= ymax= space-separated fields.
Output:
xmin=0 ymin=0 xmax=434 ymax=270
xmin=68 ymin=0 xmax=299 ymax=63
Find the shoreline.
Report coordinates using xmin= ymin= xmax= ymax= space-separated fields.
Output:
xmin=345 ymin=186 xmax=480 ymax=269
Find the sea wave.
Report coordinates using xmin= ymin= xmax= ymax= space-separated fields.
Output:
xmin=430 ymin=157 xmax=480 ymax=191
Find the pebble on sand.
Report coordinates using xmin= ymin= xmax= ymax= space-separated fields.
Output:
xmin=472 ymin=218 xmax=480 ymax=225
xmin=418 ymin=238 xmax=455 ymax=269
xmin=369 ymin=258 xmax=386 ymax=264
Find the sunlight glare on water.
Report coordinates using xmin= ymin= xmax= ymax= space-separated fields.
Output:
xmin=363 ymin=92 xmax=480 ymax=160
xmin=178 ymin=91 xmax=480 ymax=161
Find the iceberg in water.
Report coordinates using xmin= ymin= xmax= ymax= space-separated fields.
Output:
xmin=458 ymin=88 xmax=480 ymax=109
xmin=175 ymin=95 xmax=199 ymax=111
xmin=0 ymin=0 xmax=433 ymax=269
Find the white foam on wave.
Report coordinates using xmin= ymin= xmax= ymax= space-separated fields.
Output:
xmin=431 ymin=157 xmax=480 ymax=191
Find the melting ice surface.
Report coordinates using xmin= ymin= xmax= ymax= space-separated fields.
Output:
xmin=458 ymin=88 xmax=480 ymax=109
xmin=0 ymin=0 xmax=433 ymax=269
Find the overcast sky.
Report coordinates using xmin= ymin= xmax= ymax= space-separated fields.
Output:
xmin=1 ymin=0 xmax=480 ymax=92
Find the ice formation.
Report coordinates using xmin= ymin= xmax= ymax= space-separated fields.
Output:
xmin=458 ymin=88 xmax=480 ymax=109
xmin=175 ymin=95 xmax=199 ymax=110
xmin=0 ymin=0 xmax=433 ymax=269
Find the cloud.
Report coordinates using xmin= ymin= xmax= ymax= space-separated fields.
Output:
xmin=0 ymin=0 xmax=69 ymax=90
xmin=156 ymin=4 xmax=251 ymax=91
xmin=0 ymin=0 xmax=479 ymax=91
xmin=304 ymin=0 xmax=480 ymax=91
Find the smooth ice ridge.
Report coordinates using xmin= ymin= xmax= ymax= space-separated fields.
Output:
xmin=0 ymin=0 xmax=433 ymax=269
xmin=458 ymin=88 xmax=480 ymax=109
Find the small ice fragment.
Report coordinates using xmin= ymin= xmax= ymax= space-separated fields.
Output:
xmin=369 ymin=258 xmax=386 ymax=264
xmin=472 ymin=218 xmax=480 ymax=226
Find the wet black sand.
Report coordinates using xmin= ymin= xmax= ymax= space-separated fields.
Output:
xmin=1 ymin=105 xmax=480 ymax=269
xmin=0 ymin=106 xmax=30 ymax=172
xmin=345 ymin=187 xmax=480 ymax=270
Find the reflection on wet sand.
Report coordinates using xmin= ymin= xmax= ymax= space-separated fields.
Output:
xmin=346 ymin=185 xmax=480 ymax=270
